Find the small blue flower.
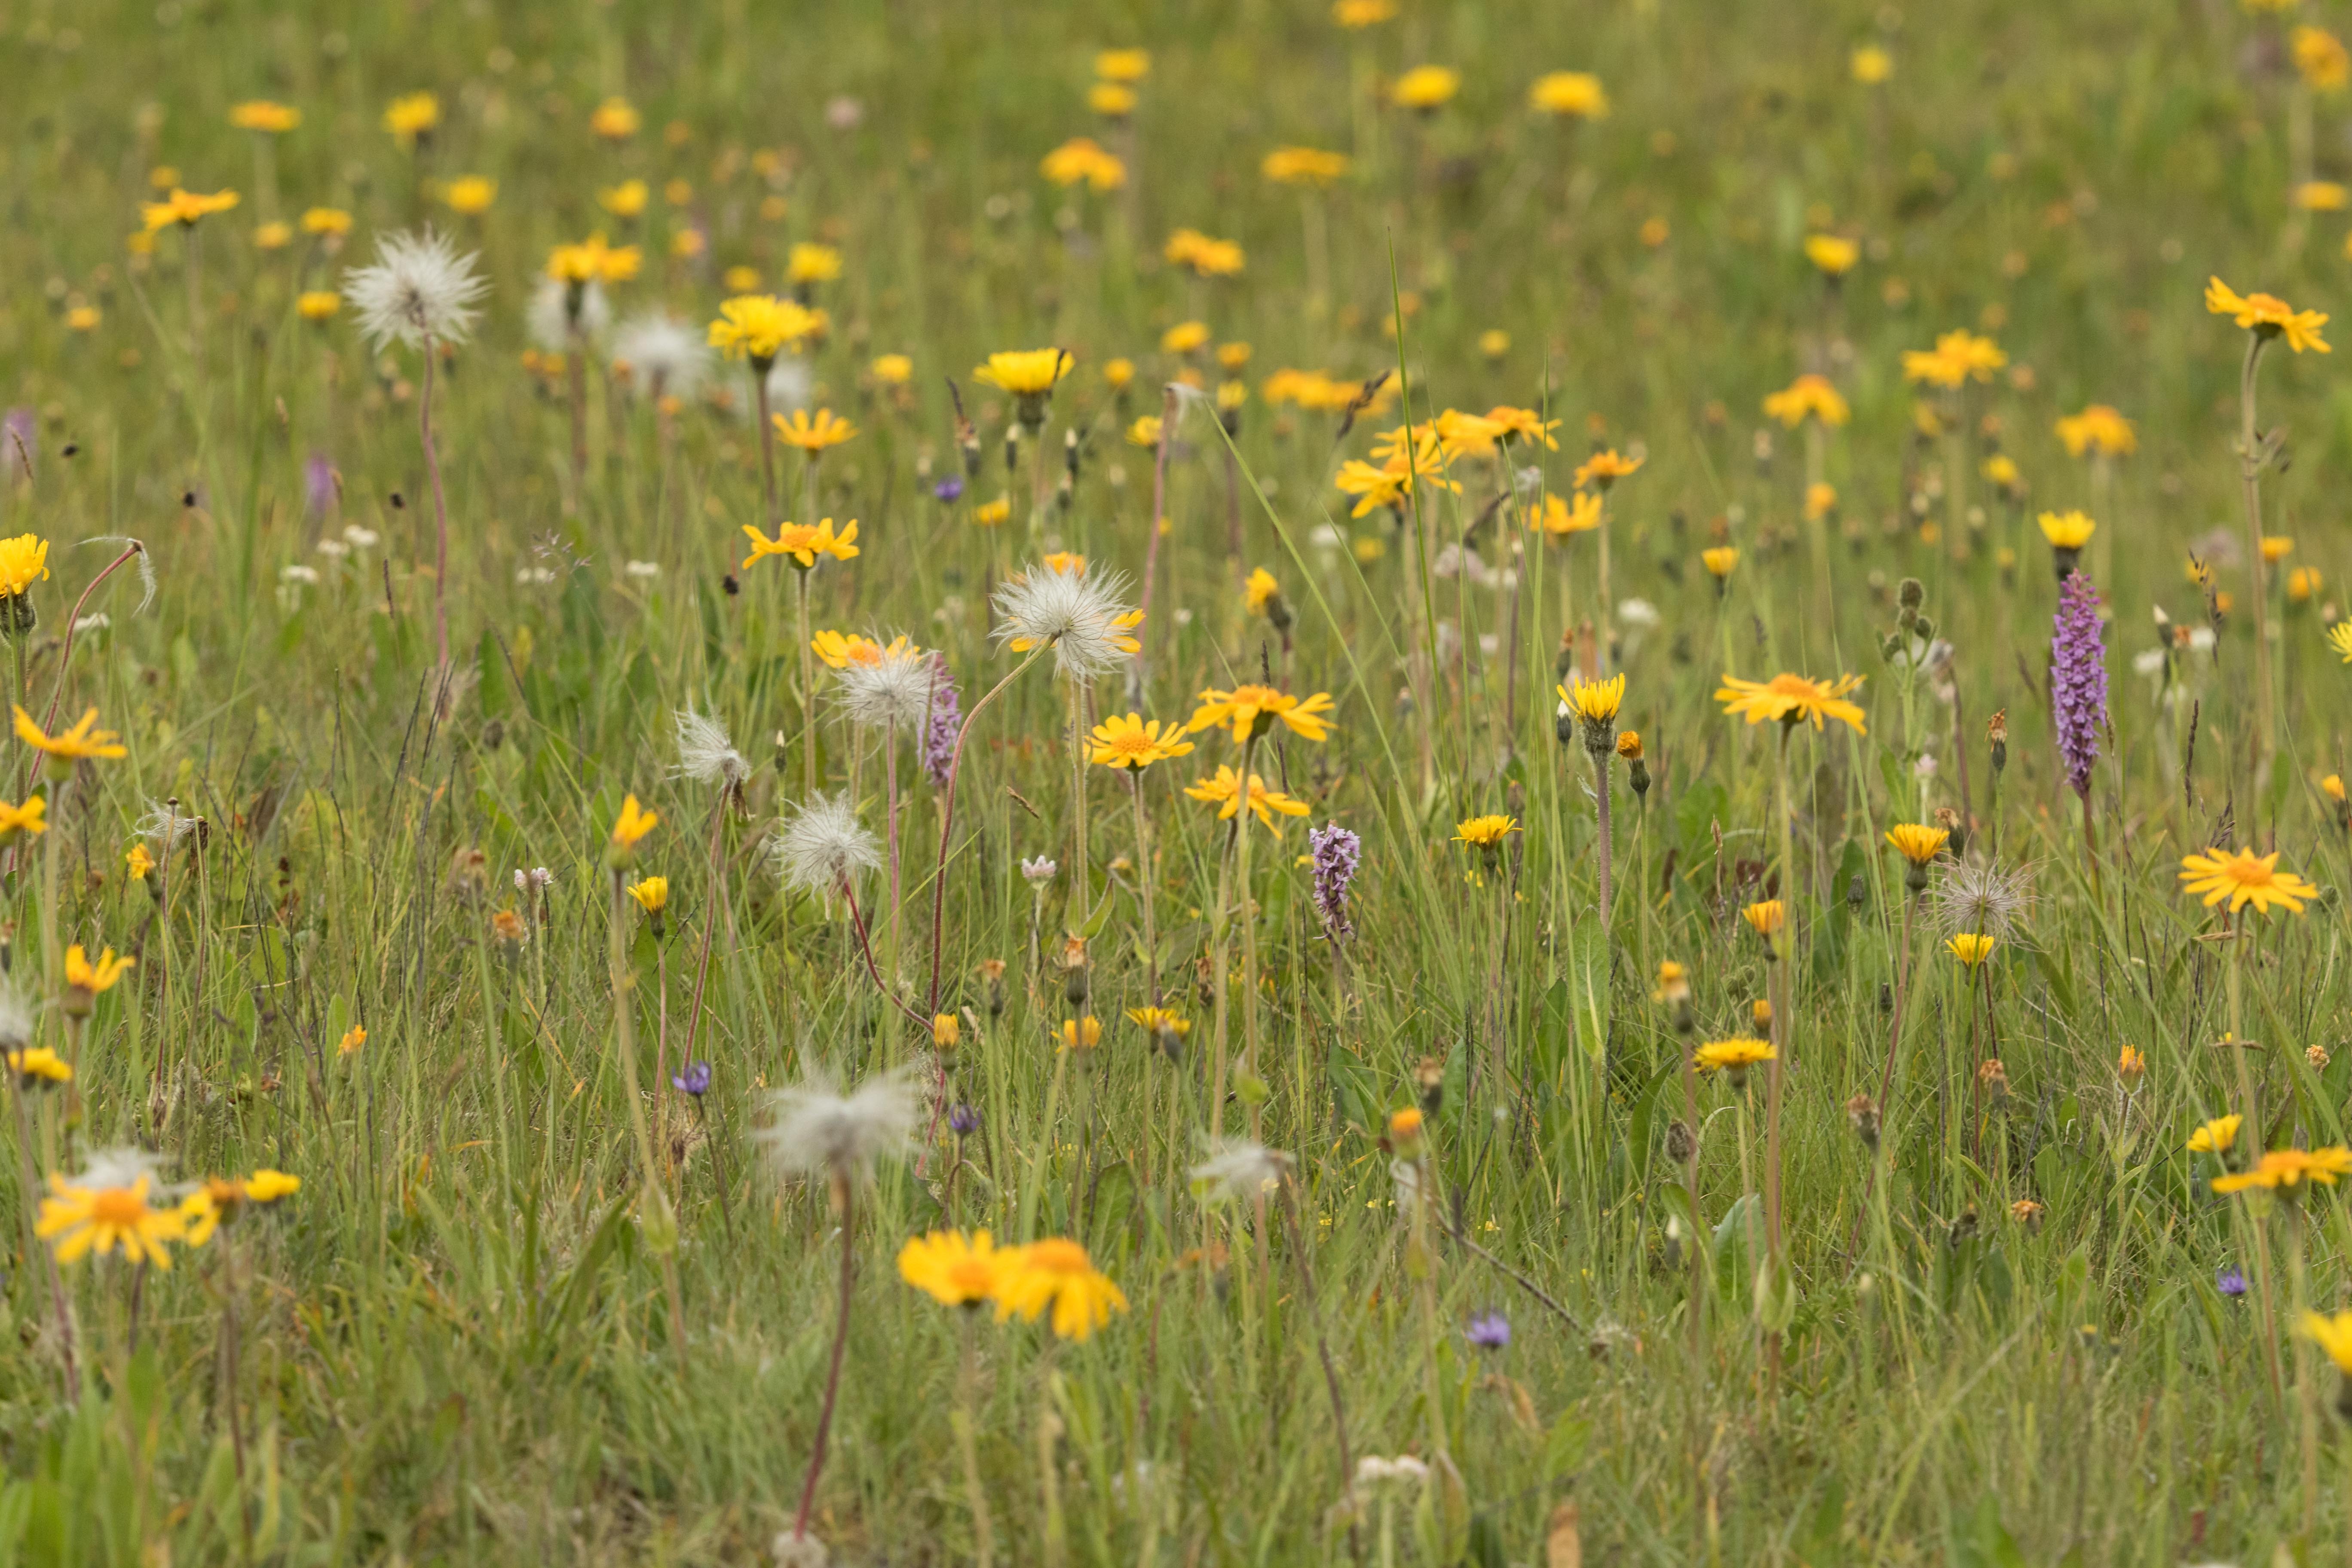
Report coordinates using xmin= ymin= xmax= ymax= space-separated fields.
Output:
xmin=672 ymin=1061 xmax=712 ymax=1096
xmin=2218 ymin=1265 xmax=2248 ymax=1300
xmin=948 ymin=1102 xmax=981 ymax=1137
xmin=1465 ymin=1311 xmax=1510 ymax=1350
xmin=933 ymin=477 xmax=966 ymax=503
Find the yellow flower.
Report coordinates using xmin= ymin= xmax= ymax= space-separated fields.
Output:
xmin=1127 ymin=1006 xmax=1192 ymax=1039
xmin=1694 ymin=1037 xmax=1776 ymax=1077
xmin=2212 ymin=1146 xmax=2352 ymax=1194
xmin=230 ymin=101 xmax=301 ymax=133
xmin=1161 ymin=320 xmax=1211 ymax=355
xmin=598 ymin=180 xmax=649 ymax=219
xmin=972 ymin=496 xmax=1013 ymax=527
xmin=124 ymin=842 xmax=152 ymax=880
xmin=1185 ymin=766 xmax=1311 ymax=832
xmin=1479 ymin=330 xmax=1511 ymax=359
xmin=899 ymin=1228 xmax=1014 ymax=1307
xmin=2295 ymin=24 xmax=2352 ymax=91
xmin=628 ymin=876 xmax=669 ymax=916
xmin=993 ymin=1237 xmax=1129 ymax=1340
xmin=0 ymin=796 xmax=46 ymax=844
xmin=0 ymin=535 xmax=48 ymax=597
xmin=2053 ymin=404 xmax=2137 ymax=458
xmin=1559 ymin=673 xmax=1626 ymax=724
xmin=1483 ymin=406 xmax=1559 ymax=449
xmin=1902 ymin=329 xmax=2007 ymax=387
xmin=2187 ymin=1114 xmax=2243 ymax=1154
xmin=2206 ymin=277 xmax=2331 ymax=354
xmin=141 ymin=188 xmax=239 ymax=233
xmin=64 ymin=945 xmax=132 ymax=996
xmin=1334 ymin=459 xmax=1415 ymax=517
xmin=1526 ymin=492 xmax=1603 ymax=536
xmin=773 ymin=407 xmax=858 ymax=453
xmin=37 ymin=1174 xmax=187 ymax=1268
xmin=1164 ymin=228 xmax=1246 ymax=277
xmin=1850 ymin=44 xmax=1892 ymax=83
xmin=1762 ymin=374 xmax=1850 ymax=429
xmin=297 ymin=291 xmax=341 ymax=322
xmin=338 ymin=1025 xmax=367 ymax=1057
xmin=1946 ymin=933 xmax=1997 ymax=968
xmin=1089 ymin=82 xmax=1138 ymax=117
xmin=1885 ymin=823 xmax=1949 ymax=865
xmin=1804 ymin=233 xmax=1860 ymax=276
xmin=1127 ymin=416 xmax=1164 ymax=448
xmin=1572 ymin=450 xmax=1643 ymax=490
xmin=1333 ymin=0 xmax=1397 ymax=25
xmin=7 ymin=1047 xmax=69 ymax=1086
xmin=2262 ymin=535 xmax=2295 ymax=564
xmin=708 ymin=295 xmax=816 ymax=363
xmin=2329 ymin=622 xmax=2352 ymax=663
xmin=1391 ymin=65 xmax=1461 ymax=110
xmin=15 ymin=705 xmax=128 ymax=763
xmin=2296 ymin=181 xmax=2350 ymax=213
xmin=1058 ymin=1017 xmax=1104 ymax=1052
xmin=1983 ymin=453 xmax=2022 ymax=490
xmin=871 ymin=353 xmax=913 ymax=385
xmin=1617 ymin=732 xmax=1643 ymax=761
xmin=1804 ymin=482 xmax=1838 ymax=521
xmin=1702 ymin=546 xmax=1740 ymax=579
xmin=1089 ymin=713 xmax=1195 ymax=770
xmin=2289 ymin=566 xmax=2321 ymax=603
xmin=443 ymin=177 xmax=497 ymax=215
xmin=547 ymin=235 xmax=641 ymax=285
xmin=301 ymin=207 xmax=353 ymax=236
xmin=1095 ymin=47 xmax=1150 ymax=81
xmin=1188 ymin=684 xmax=1336 ymax=744
xmin=383 ymin=92 xmax=441 ymax=145
xmin=1652 ymin=960 xmax=1692 ymax=1004
xmin=589 ymin=97 xmax=642 ymax=140
xmin=741 ymin=518 xmax=861 ymax=572
xmin=1742 ymin=899 xmax=1785 ymax=940
xmin=1453 ymin=814 xmax=1517 ymax=848
xmin=244 ymin=1169 xmax=300 ymax=1204
xmin=2037 ymin=510 xmax=2096 ymax=550
xmin=1041 ymin=551 xmax=1087 ymax=576
xmin=2117 ymin=1045 xmax=2147 ymax=1084
xmin=2179 ymin=846 xmax=2320 ymax=916
xmin=610 ymin=794 xmax=660 ymax=851
xmin=1103 ymin=358 xmax=1136 ymax=390
xmin=1041 ymin=137 xmax=1127 ymax=190
xmin=1262 ymin=147 xmax=1351 ymax=186
xmin=65 ymin=305 xmax=100 ymax=331
xmin=1715 ymin=672 xmax=1867 ymax=732
xmin=1529 ymin=70 xmax=1609 ymax=119
xmin=1243 ymin=568 xmax=1282 ymax=616
xmin=973 ymin=348 xmax=1071 ymax=397
xmin=2327 ymin=775 xmax=2348 ymax=803
xmin=255 ymin=226 xmax=291 ymax=258
xmin=788 ymin=242 xmax=844 ymax=284
xmin=2304 ymin=1311 xmax=2352 ymax=1375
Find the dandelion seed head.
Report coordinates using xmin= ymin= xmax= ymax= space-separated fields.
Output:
xmin=756 ymin=1064 xmax=922 ymax=1179
xmin=772 ymin=793 xmax=882 ymax=893
xmin=1187 ymin=1138 xmax=1291 ymax=1203
xmin=1929 ymin=858 xmax=2034 ymax=941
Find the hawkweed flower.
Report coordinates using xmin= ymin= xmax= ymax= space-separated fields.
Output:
xmin=899 ymin=1228 xmax=1015 ymax=1308
xmin=141 ymin=188 xmax=239 ymax=232
xmin=1805 ymin=233 xmax=1859 ymax=276
xmin=1243 ymin=567 xmax=1293 ymax=634
xmin=61 ymin=945 xmax=132 ymax=1019
xmin=973 ymin=348 xmax=1070 ymax=429
xmin=0 ymin=796 xmax=44 ymax=848
xmin=343 ymin=228 xmax=487 ymax=351
xmin=2051 ymin=575 xmax=2107 ymax=799
xmin=607 ymin=793 xmax=658 ymax=869
xmin=627 ymin=877 xmax=669 ymax=936
xmin=1128 ymin=1006 xmax=1192 ymax=1059
xmin=1702 ymin=546 xmax=1740 ymax=590
xmin=1762 ymin=374 xmax=1850 ymax=428
xmin=774 ymin=796 xmax=883 ymax=895
xmin=2055 ymin=405 xmax=2137 ymax=458
xmin=1947 ymin=933 xmax=1997 ymax=969
xmin=1453 ymin=814 xmax=1516 ymax=873
xmin=1741 ymin=899 xmax=1785 ymax=944
xmin=2039 ymin=510 xmax=2096 ymax=579
xmin=992 ymin=560 xmax=1142 ymax=677
xmin=1308 ymin=823 xmax=1361 ymax=941
xmin=2117 ymin=1045 xmax=2147 ymax=1090
xmin=2178 ymin=847 xmax=2319 ymax=916
xmin=1694 ymin=1037 xmax=1775 ymax=1090
xmin=995 ymin=1237 xmax=1130 ymax=1340
xmin=707 ymin=294 xmax=815 ymax=369
xmin=2188 ymin=1114 xmax=2244 ymax=1157
xmin=6 ymin=1046 xmax=70 ymax=1089
xmin=1619 ymin=732 xmax=1649 ymax=797
xmin=0 ymin=534 xmax=47 ymax=638
xmin=1885 ymin=823 xmax=1949 ymax=892
xmin=931 ymin=1014 xmax=962 ymax=1054
xmin=1559 ymin=673 xmax=1625 ymax=754
xmin=1057 ymin=1016 xmax=1103 ymax=1052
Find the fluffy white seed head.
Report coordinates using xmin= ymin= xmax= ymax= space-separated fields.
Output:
xmin=1187 ymin=1138 xmax=1291 ymax=1204
xmin=344 ymin=227 xmax=489 ymax=351
xmin=756 ymin=1064 xmax=922 ymax=1179
xmin=526 ymin=275 xmax=608 ymax=351
xmin=834 ymin=641 xmax=936 ymax=732
xmin=612 ymin=312 xmax=711 ymax=399
xmin=990 ymin=560 xmax=1139 ymax=679
xmin=0 ymin=983 xmax=32 ymax=1051
xmin=671 ymin=709 xmax=749 ymax=789
xmin=136 ymin=799 xmax=202 ymax=851
xmin=772 ymin=794 xmax=882 ymax=894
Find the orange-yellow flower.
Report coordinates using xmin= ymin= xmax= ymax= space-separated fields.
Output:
xmin=2178 ymin=847 xmax=2320 ymax=916
xmin=1715 ymin=673 xmax=1867 ymax=733
xmin=2206 ymin=277 xmax=2331 ymax=354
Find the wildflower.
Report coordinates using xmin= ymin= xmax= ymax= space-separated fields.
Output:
xmin=1929 ymin=859 xmax=2032 ymax=940
xmin=1188 ymin=684 xmax=1336 ymax=744
xmin=2051 ymin=572 xmax=2107 ymax=796
xmin=1089 ymin=82 xmax=1137 ymax=116
xmin=141 ymin=188 xmax=239 ymax=232
xmin=1334 ymin=458 xmax=1417 ymax=516
xmin=37 ymin=1168 xmax=187 ymax=1268
xmin=2295 ymin=24 xmax=2352 ymax=90
xmin=1333 ymin=0 xmax=1397 ymax=24
xmin=1885 ymin=823 xmax=1949 ymax=867
xmin=899 ymin=1228 xmax=1014 ymax=1307
xmin=1128 ymin=1007 xmax=1192 ymax=1056
xmin=1559 ymin=672 xmax=1626 ymax=751
xmin=921 ymin=658 xmax=963 ymax=789
xmin=785 ymin=243 xmax=843 ymax=287
xmin=1242 ymin=568 xmax=1287 ymax=626
xmin=443 ymin=177 xmax=496 ymax=215
xmin=2205 ymin=277 xmax=2331 ymax=354
xmin=973 ymin=349 xmax=1071 ymax=424
xmin=775 ymin=407 xmax=858 ymax=454
xmin=1309 ymin=823 xmax=1361 ymax=940
xmin=1851 ymin=43 xmax=1892 ymax=82
xmin=1694 ymin=1037 xmax=1775 ymax=1088
xmin=383 ymin=90 xmax=440 ymax=145
xmin=931 ymin=1014 xmax=962 ymax=1054
xmin=7 ymin=1047 xmax=69 ymax=1087
xmin=993 ymin=560 xmax=1142 ymax=678
xmin=609 ymin=795 xmax=659 ymax=867
xmin=1041 ymin=137 xmax=1127 ymax=191
xmin=230 ymin=100 xmax=301 ymax=133
xmin=1702 ymin=545 xmax=1740 ymax=581
xmin=1652 ymin=961 xmax=1693 ymax=1008
xmin=741 ymin=517 xmax=861 ymax=572
xmin=1262 ymin=146 xmax=1351 ymax=185
xmin=2290 ymin=567 xmax=2322 ymax=603
xmin=1715 ymin=672 xmax=1867 ymax=732
xmin=672 ymin=1061 xmax=712 ymax=1097
xmin=2009 ymin=1199 xmax=2046 ymax=1232
xmin=1762 ymin=374 xmax=1850 ymax=428
xmin=1089 ymin=713 xmax=1195 ymax=769
xmin=1947 ymin=933 xmax=1997 ymax=968
xmin=1804 ymin=234 xmax=1860 ymax=276
xmin=836 ymin=641 xmax=937 ymax=732
xmin=1188 ymin=1139 xmax=1290 ymax=1203
xmin=948 ymin=1103 xmax=982 ymax=1137
xmin=2118 ymin=1045 xmax=2147 ymax=1087
xmin=628 ymin=876 xmax=669 ymax=922
xmin=1742 ymin=899 xmax=1785 ymax=940
xmin=1453 ymin=815 xmax=1517 ymax=849
xmin=2331 ymin=623 xmax=2352 ymax=664
xmin=2219 ymin=1265 xmax=2248 ymax=1298
xmin=301 ymin=207 xmax=352 ymax=236
xmin=547 ymin=235 xmax=640 ymax=287
xmin=993 ymin=1237 xmax=1129 ymax=1340
xmin=1186 ymin=766 xmax=1311 ymax=832
xmin=2262 ymin=536 xmax=2295 ymax=564
xmin=2055 ymin=404 xmax=2138 ymax=457
xmin=297 ymin=290 xmax=340 ymax=322
xmin=1391 ymin=65 xmax=1461 ymax=110
xmin=2188 ymin=1115 xmax=2243 ymax=1155
xmin=1529 ymin=70 xmax=1608 ymax=118
xmin=2212 ymin=1146 xmax=2352 ymax=1194
xmin=338 ymin=1025 xmax=366 ymax=1057
xmin=2178 ymin=847 xmax=2320 ymax=916
xmin=1022 ymin=856 xmax=1059 ymax=889
xmin=774 ymin=795 xmax=883 ymax=894
xmin=707 ymin=294 xmax=815 ymax=366
xmin=1902 ymin=329 xmax=2007 ymax=387
xmin=671 ymin=710 xmax=750 ymax=792
xmin=756 ymin=1066 xmax=922 ymax=1180
xmin=1573 ymin=450 xmax=1642 ymax=491
xmin=1164 ymin=229 xmax=1246 ymax=277
xmin=343 ymin=228 xmax=488 ymax=350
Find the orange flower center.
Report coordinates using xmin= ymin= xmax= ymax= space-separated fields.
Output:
xmin=89 ymin=1188 xmax=147 ymax=1227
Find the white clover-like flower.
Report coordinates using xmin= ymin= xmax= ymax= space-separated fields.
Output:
xmin=343 ymin=524 xmax=380 ymax=549
xmin=773 ymin=794 xmax=882 ymax=894
xmin=343 ymin=227 xmax=488 ymax=352
xmin=279 ymin=564 xmax=320 ymax=585
xmin=756 ymin=1065 xmax=921 ymax=1179
xmin=991 ymin=560 xmax=1140 ymax=679
xmin=1187 ymin=1139 xmax=1290 ymax=1204
xmin=834 ymin=640 xmax=935 ymax=732
xmin=526 ymin=275 xmax=608 ymax=351
xmin=1021 ymin=855 xmax=1058 ymax=887
xmin=671 ymin=709 xmax=749 ymax=789
xmin=612 ymin=312 xmax=711 ymax=400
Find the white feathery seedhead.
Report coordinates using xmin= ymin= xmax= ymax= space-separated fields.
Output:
xmin=762 ymin=357 xmax=814 ymax=417
xmin=671 ymin=709 xmax=749 ymax=789
xmin=1930 ymin=858 xmax=2034 ymax=941
xmin=612 ymin=312 xmax=711 ymax=399
xmin=1187 ymin=1138 xmax=1291 ymax=1204
xmin=991 ymin=560 xmax=1139 ymax=680
xmin=344 ymin=227 xmax=489 ymax=351
xmin=756 ymin=1064 xmax=922 ymax=1179
xmin=74 ymin=1146 xmax=168 ymax=1191
xmin=0 ymin=983 xmax=32 ymax=1051
xmin=773 ymin=794 xmax=882 ymax=894
xmin=526 ymin=275 xmax=608 ymax=352
xmin=136 ymin=799 xmax=202 ymax=851
xmin=834 ymin=641 xmax=935 ymax=732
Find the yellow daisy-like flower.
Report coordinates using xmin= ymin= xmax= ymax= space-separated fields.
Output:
xmin=1804 ymin=234 xmax=1860 ymax=276
xmin=2037 ymin=510 xmax=2095 ymax=550
xmin=1333 ymin=0 xmax=1398 ymax=25
xmin=2053 ymin=404 xmax=2137 ymax=458
xmin=1390 ymin=65 xmax=1461 ymax=110
xmin=1262 ymin=146 xmax=1351 ymax=186
xmin=0 ymin=535 xmax=49 ymax=598
xmin=785 ymin=242 xmax=844 ymax=285
xmin=1057 ymin=1017 xmax=1104 ymax=1052
xmin=1559 ymin=673 xmax=1626 ymax=724
xmin=810 ymin=630 xmax=911 ymax=670
xmin=1334 ymin=458 xmax=1415 ymax=518
xmin=1185 ymin=766 xmax=1311 ymax=832
xmin=1762 ymin=374 xmax=1850 ymax=429
xmin=871 ymin=354 xmax=913 ymax=386
xmin=1041 ymin=137 xmax=1127 ymax=191
xmin=1088 ymin=82 xmax=1138 ymax=117
xmin=1902 ymin=329 xmax=2007 ymax=388
xmin=1946 ymin=933 xmax=1997 ymax=968
xmin=899 ymin=1228 xmax=1014 ymax=1308
xmin=1885 ymin=823 xmax=1949 ymax=866
xmin=610 ymin=793 xmax=660 ymax=851
xmin=2303 ymin=1311 xmax=2352 ymax=1374
xmin=1453 ymin=814 xmax=1517 ymax=848
xmin=141 ymin=188 xmax=240 ymax=233
xmin=2328 ymin=622 xmax=2352 ymax=663
xmin=1095 ymin=48 xmax=1150 ymax=82
xmin=1715 ymin=672 xmax=1867 ymax=733
xmin=37 ymin=1174 xmax=187 ymax=1268
xmin=708 ymin=295 xmax=816 ymax=364
xmin=1161 ymin=320 xmax=1211 ymax=355
xmin=1572 ymin=450 xmax=1643 ymax=490
xmin=972 ymin=496 xmax=1013 ymax=527
xmin=2294 ymin=24 xmax=2352 ymax=91
xmin=2187 ymin=1114 xmax=2243 ymax=1154
xmin=1742 ymin=899 xmax=1785 ymax=940
xmin=383 ymin=91 xmax=441 ymax=145
xmin=1702 ymin=545 xmax=1741 ymax=579
xmin=297 ymin=291 xmax=341 ymax=322
xmin=1243 ymin=568 xmax=1282 ymax=616
xmin=7 ymin=1047 xmax=70 ymax=1086
xmin=2261 ymin=535 xmax=2294 ymax=564
xmin=443 ymin=178 xmax=497 ymax=216
xmin=1693 ymin=1037 xmax=1776 ymax=1077
xmin=2206 ymin=277 xmax=2331 ymax=354
xmin=0 ymin=796 xmax=46 ymax=844
xmin=773 ymin=407 xmax=858 ymax=453
xmin=230 ymin=101 xmax=301 ymax=134
xmin=1850 ymin=44 xmax=1892 ymax=83
xmin=973 ymin=348 xmax=1071 ymax=397
xmin=1526 ymin=492 xmax=1603 ymax=536
xmin=338 ymin=1025 xmax=367 ymax=1057
xmin=1164 ymin=229 xmax=1246 ymax=277
xmin=2212 ymin=1145 xmax=2352 ymax=1194
xmin=740 ymin=518 xmax=861 ymax=572
xmin=1127 ymin=1006 xmax=1192 ymax=1039
xmin=1125 ymin=416 xmax=1164 ymax=450
xmin=547 ymin=235 xmax=642 ymax=285
xmin=589 ymin=97 xmax=642 ymax=140
xmin=2117 ymin=1045 xmax=2147 ymax=1084
xmin=2178 ymin=846 xmax=2319 ymax=916
xmin=1089 ymin=714 xmax=1194 ymax=770
xmin=1529 ymin=70 xmax=1609 ymax=119
xmin=627 ymin=876 xmax=669 ymax=916
xmin=993 ymin=1237 xmax=1129 ymax=1341
xmin=15 ymin=705 xmax=128 ymax=763
xmin=1188 ymin=684 xmax=1336 ymax=744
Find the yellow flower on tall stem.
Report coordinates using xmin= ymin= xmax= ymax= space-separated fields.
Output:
xmin=2179 ymin=847 xmax=2319 ymax=915
xmin=1089 ymin=714 xmax=1193 ymax=770
xmin=2213 ymin=1146 xmax=2352 ymax=1194
xmin=993 ymin=1237 xmax=1129 ymax=1340
xmin=1187 ymin=684 xmax=1335 ymax=744
xmin=37 ymin=1172 xmax=187 ymax=1268
xmin=1715 ymin=673 xmax=1867 ymax=732
xmin=1946 ymin=933 xmax=1997 ymax=969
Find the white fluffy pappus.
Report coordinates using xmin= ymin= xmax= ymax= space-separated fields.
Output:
xmin=990 ymin=560 xmax=1141 ymax=679
xmin=526 ymin=275 xmax=609 ymax=351
xmin=343 ymin=227 xmax=489 ymax=351
xmin=1187 ymin=1138 xmax=1292 ymax=1204
xmin=612 ymin=312 xmax=712 ymax=400
xmin=772 ymin=793 xmax=882 ymax=894
xmin=671 ymin=708 xmax=749 ymax=789
xmin=755 ymin=1065 xmax=922 ymax=1179
xmin=833 ymin=640 xmax=936 ymax=732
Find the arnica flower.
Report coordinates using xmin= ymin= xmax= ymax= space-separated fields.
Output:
xmin=2206 ymin=278 xmax=2331 ymax=353
xmin=1188 ymin=684 xmax=1336 ymax=744
xmin=1573 ymin=450 xmax=1643 ymax=491
xmin=1947 ymin=933 xmax=1997 ymax=969
xmin=1308 ymin=822 xmax=1362 ymax=941
xmin=2295 ymin=24 xmax=2352 ymax=90
xmin=2187 ymin=1114 xmax=2243 ymax=1155
xmin=230 ymin=101 xmax=301 ymax=133
xmin=2050 ymin=572 xmax=2106 ymax=795
xmin=1694 ymin=1037 xmax=1775 ymax=1088
xmin=1804 ymin=233 xmax=1860 ymax=276
xmin=344 ymin=228 xmax=489 ymax=351
xmin=37 ymin=1170 xmax=187 ymax=1268
xmin=16 ymin=706 xmax=127 ymax=782
xmin=1702 ymin=545 xmax=1740 ymax=581
xmin=1715 ymin=672 xmax=1867 ymax=732
xmin=1262 ymin=146 xmax=1351 ymax=186
xmin=1453 ymin=814 xmax=1517 ymax=849
xmin=1041 ymin=137 xmax=1127 ymax=191
xmin=2178 ymin=847 xmax=2320 ymax=917
xmin=708 ymin=295 xmax=816 ymax=366
xmin=811 ymin=631 xmax=908 ymax=670
xmin=1089 ymin=713 xmax=1194 ymax=770
xmin=443 ymin=177 xmax=496 ymax=215
xmin=2211 ymin=1145 xmax=2352 ymax=1194
xmin=1762 ymin=374 xmax=1850 ymax=429
xmin=2055 ymin=404 xmax=2137 ymax=458
xmin=899 ymin=1229 xmax=1014 ymax=1308
xmin=1186 ymin=767 xmax=1310 ymax=832
xmin=993 ymin=1237 xmax=1129 ymax=1341
xmin=774 ymin=408 xmax=858 ymax=453
xmin=1390 ymin=65 xmax=1461 ymax=110
xmin=141 ymin=188 xmax=239 ymax=232
xmin=741 ymin=518 xmax=861 ymax=573
xmin=7 ymin=1046 xmax=70 ymax=1087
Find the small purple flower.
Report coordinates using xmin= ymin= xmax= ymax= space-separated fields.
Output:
xmin=923 ymin=655 xmax=963 ymax=790
xmin=304 ymin=453 xmax=338 ymax=519
xmin=1466 ymin=1311 xmax=1511 ymax=1350
xmin=1308 ymin=823 xmax=1362 ymax=941
xmin=2218 ymin=1265 xmax=2248 ymax=1300
xmin=672 ymin=1061 xmax=711 ymax=1096
xmin=947 ymin=1103 xmax=981 ymax=1137
xmin=2050 ymin=571 xmax=2107 ymax=798
xmin=933 ymin=476 xmax=966 ymax=503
